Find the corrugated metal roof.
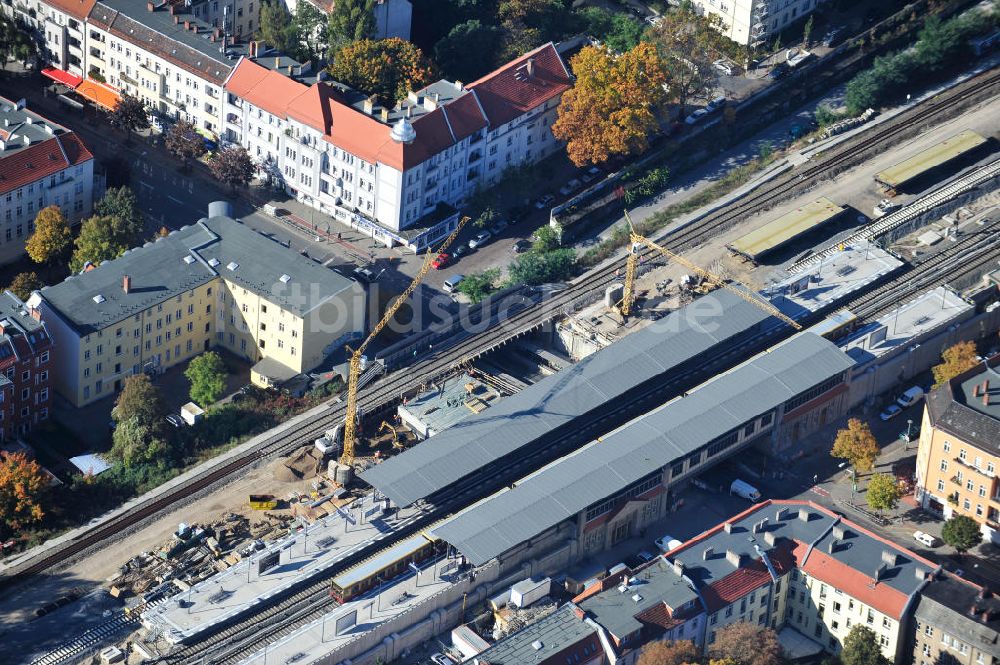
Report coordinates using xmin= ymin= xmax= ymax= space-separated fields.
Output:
xmin=361 ymin=291 xmax=772 ymax=507
xmin=433 ymin=334 xmax=854 ymax=565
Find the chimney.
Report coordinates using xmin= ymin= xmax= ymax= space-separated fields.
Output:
xmin=673 ymin=560 xmax=685 ymax=576
xmin=915 ymin=568 xmax=926 ymax=581
xmin=975 ymin=384 xmax=982 ymax=397
xmin=775 ymin=507 xmax=789 ymax=521
xmin=753 ymin=518 xmax=769 ymax=534
xmin=249 ymin=40 xmax=258 ymax=58
xmin=874 ymin=562 xmax=887 ymax=582
xmin=123 ymin=275 xmax=132 ymax=294
xmin=526 ymin=57 xmax=535 ymax=78
xmin=169 ymin=3 xmax=176 ymax=14
xmin=184 ymin=20 xmax=191 ymax=30
xmin=881 ymin=550 xmax=899 ymax=567
xmin=832 ymin=525 xmax=847 ymax=540
xmin=173 ymin=14 xmax=180 ymax=24
xmin=210 ymin=33 xmax=216 ymax=42
xmin=723 ymin=522 xmax=734 ymax=534
xmin=970 ymin=603 xmax=981 ymax=617
xmin=828 ymin=539 xmax=840 ymax=554
xmin=702 ymin=547 xmax=714 ymax=561
xmin=274 ymin=57 xmax=280 ymax=69
xmin=379 ymin=108 xmax=389 ymax=123
xmin=982 ymin=610 xmax=993 ymax=622
xmin=984 ymin=391 xmax=990 ymax=407
xmin=798 ymin=508 xmax=811 ymax=522
xmin=146 ymin=1 xmax=154 ymax=11
xmin=725 ymin=549 xmax=745 ymax=568
xmin=978 ymin=586 xmax=991 ymax=600
xmin=763 ymin=531 xmax=777 ymax=547
xmin=363 ymin=97 xmax=375 ymax=114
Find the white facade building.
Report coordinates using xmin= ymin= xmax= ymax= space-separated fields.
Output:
xmin=223 ymin=42 xmax=572 ymax=251
xmin=0 ymin=96 xmax=96 ymax=265
xmin=692 ymin=0 xmax=828 ymax=47
xmin=0 ymin=0 xmax=93 ymax=76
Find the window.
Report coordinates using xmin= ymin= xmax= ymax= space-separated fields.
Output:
xmin=867 ymin=609 xmax=874 ymax=625
xmin=960 ymin=449 xmax=967 ymax=461
xmin=937 ymin=480 xmax=945 ymax=492
xmin=941 ymin=460 xmax=949 ymax=472
xmin=943 ymin=441 xmax=951 ymax=452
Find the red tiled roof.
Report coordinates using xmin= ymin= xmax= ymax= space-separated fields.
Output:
xmin=800 ymin=548 xmax=910 ymax=619
xmin=46 ymin=0 xmax=96 ymax=20
xmin=635 ymin=603 xmax=684 ymax=630
xmin=467 ymin=42 xmax=571 ymax=127
xmin=441 ymin=92 xmax=487 ymax=141
xmin=224 ymin=58 xmax=309 ymax=120
xmin=700 ymin=561 xmax=773 ymax=612
xmin=0 ymin=133 xmax=93 ymax=195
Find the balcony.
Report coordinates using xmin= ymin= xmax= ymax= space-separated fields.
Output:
xmin=954 ymin=457 xmax=996 ymax=479
xmin=119 ymin=71 xmax=137 ymax=87
xmin=468 ymin=151 xmax=482 ymax=163
xmin=89 ymin=48 xmax=104 ymax=63
xmin=950 ymin=475 xmax=962 ymax=486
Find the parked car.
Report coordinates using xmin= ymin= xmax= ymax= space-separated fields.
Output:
xmin=431 ymin=253 xmax=450 ymax=270
xmin=453 ymin=244 xmax=469 ymax=258
xmin=468 ymin=231 xmax=492 ymax=249
xmin=559 ymin=178 xmax=582 ymax=196
xmin=352 ymin=266 xmax=376 ymax=284
xmin=489 ymin=219 xmax=508 ymax=236
xmin=913 ymin=530 xmax=939 ymax=547
xmin=769 ymin=62 xmax=790 ymax=79
xmin=443 ymin=274 xmax=464 ymax=293
xmin=637 ymin=550 xmax=656 ymax=562
xmin=823 ymin=28 xmax=845 ymax=47
xmin=430 ymin=653 xmax=455 ymax=665
xmin=730 ymin=479 xmax=761 ymax=501
xmin=166 ymin=414 xmax=184 ymax=428
xmin=512 ymin=239 xmax=532 ymax=254
xmin=879 ymin=404 xmax=903 ymax=421
xmin=706 ymin=95 xmax=727 ymax=113
xmin=685 ymin=108 xmax=709 ymax=125
xmin=713 ymin=59 xmax=735 ymax=76
xmin=534 ymin=194 xmax=555 ymax=209
xmin=581 ymin=166 xmax=602 ymax=184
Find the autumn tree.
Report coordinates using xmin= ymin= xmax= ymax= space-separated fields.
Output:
xmin=209 ymin=145 xmax=256 ymax=191
xmin=95 ymin=186 xmax=144 ymax=247
xmin=553 ymin=43 xmax=668 ymax=167
xmin=258 ymin=0 xmax=299 ymax=56
xmin=866 ymin=472 xmax=902 ymax=513
xmin=185 ymin=351 xmax=228 ymax=408
xmin=831 ymin=418 xmax=879 ymax=474
xmin=328 ymin=0 xmax=376 ymax=51
xmin=840 ymin=625 xmax=889 ymax=665
xmin=112 ymin=374 xmax=168 ymax=426
xmin=0 ymin=452 xmax=47 ymax=537
xmin=329 ymin=38 xmax=435 ymax=107
xmin=69 ymin=215 xmax=131 ymax=273
xmin=7 ymin=272 xmax=43 ymax=301
xmin=649 ymin=9 xmax=719 ymax=115
xmin=710 ymin=622 xmax=784 ymax=665
xmin=942 ymin=515 xmax=981 ymax=554
xmin=164 ymin=119 xmax=207 ymax=170
xmin=637 ymin=639 xmax=700 ymax=665
xmin=107 ymin=93 xmax=149 ymax=139
xmin=932 ymin=340 xmax=979 ymax=387
xmin=26 ymin=205 xmax=72 ymax=264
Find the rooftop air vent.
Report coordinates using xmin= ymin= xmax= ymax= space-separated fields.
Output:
xmin=279 ymin=274 xmax=291 ymax=283
xmin=226 ymin=261 xmax=238 ymax=271
xmin=183 ymin=256 xmax=195 ymax=264
xmin=531 ymin=641 xmax=543 ymax=651
xmin=93 ymin=294 xmax=106 ymax=304
xmin=208 ymin=258 xmax=220 ymax=267
xmin=631 ymin=593 xmax=643 ymax=603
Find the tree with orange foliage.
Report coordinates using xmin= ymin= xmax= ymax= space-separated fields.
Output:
xmin=0 ymin=452 xmax=47 ymax=538
xmin=329 ymin=38 xmax=435 ymax=107
xmin=637 ymin=639 xmax=701 ymax=665
xmin=932 ymin=340 xmax=979 ymax=388
xmin=552 ymin=43 xmax=669 ymax=167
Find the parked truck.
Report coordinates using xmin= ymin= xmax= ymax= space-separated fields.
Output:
xmin=730 ymin=479 xmax=762 ymax=501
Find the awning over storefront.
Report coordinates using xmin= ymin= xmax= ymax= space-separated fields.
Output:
xmin=41 ymin=67 xmax=83 ymax=88
xmin=75 ymin=78 xmax=121 ymax=111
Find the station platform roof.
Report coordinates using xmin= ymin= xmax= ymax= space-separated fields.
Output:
xmin=875 ymin=130 xmax=987 ymax=189
xmin=728 ymin=197 xmax=846 ymax=262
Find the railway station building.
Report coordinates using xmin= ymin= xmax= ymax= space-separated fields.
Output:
xmin=30 ymin=202 xmax=365 ymax=406
xmin=430 ymin=333 xmax=855 ymax=570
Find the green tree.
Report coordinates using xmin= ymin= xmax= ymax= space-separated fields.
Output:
xmin=456 ymin=269 xmax=500 ymax=304
xmin=185 ymin=351 xmax=228 ymax=408
xmin=328 ymin=0 xmax=377 ymax=51
xmin=650 ymin=8 xmax=719 ymax=114
xmin=209 ymin=145 xmax=256 ymax=191
xmin=434 ymin=20 xmax=500 ymax=82
xmin=941 ymin=514 xmax=981 ymax=554
xmin=0 ymin=451 xmax=47 ymax=538
xmin=7 ymin=272 xmax=43 ymax=301
xmin=802 ymin=15 xmax=814 ymax=48
xmin=95 ymin=186 xmax=144 ymax=246
xmin=497 ymin=0 xmax=575 ymax=61
xmin=112 ymin=374 xmax=168 ymax=427
xmin=258 ymin=0 xmax=299 ymax=56
xmin=578 ymin=8 xmax=646 ymax=53
xmin=329 ymin=38 xmax=436 ymax=107
xmin=26 ymin=205 xmax=72 ymax=265
xmin=532 ymin=225 xmax=560 ymax=253
xmin=164 ymin=119 xmax=207 ymax=171
xmin=508 ymin=248 xmax=576 ymax=286
xmin=710 ymin=621 xmax=784 ymax=665
xmin=69 ymin=215 xmax=131 ymax=273
xmin=107 ymin=93 xmax=150 ymax=139
xmin=110 ymin=417 xmax=169 ymax=469
xmin=0 ymin=15 xmax=38 ymax=69
xmin=841 ymin=625 xmax=890 ymax=665
xmin=865 ymin=472 xmax=902 ymax=513
xmin=932 ymin=340 xmax=979 ymax=388
xmin=294 ymin=0 xmax=329 ymax=61
xmin=831 ymin=418 xmax=879 ymax=474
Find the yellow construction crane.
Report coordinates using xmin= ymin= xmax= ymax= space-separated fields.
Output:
xmin=620 ymin=210 xmax=801 ymax=330
xmin=339 ymin=216 xmax=471 ymax=466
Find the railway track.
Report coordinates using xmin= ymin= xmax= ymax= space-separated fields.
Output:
xmin=12 ymin=58 xmax=1000 ymax=665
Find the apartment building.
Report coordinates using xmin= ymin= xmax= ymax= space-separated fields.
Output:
xmin=691 ymin=0 xmax=827 ymax=47
xmin=223 ymin=42 xmax=572 ymax=251
xmin=667 ymin=500 xmax=937 ymax=664
xmin=0 ymin=96 xmax=95 ymax=264
xmin=287 ymin=0 xmax=412 ymax=41
xmin=29 ymin=202 xmax=364 ymax=407
xmin=915 ymin=356 xmax=1000 ymax=543
xmin=0 ymin=0 xmax=94 ymax=77
xmin=911 ymin=571 xmax=1000 ymax=665
xmin=0 ymin=292 xmax=53 ymax=440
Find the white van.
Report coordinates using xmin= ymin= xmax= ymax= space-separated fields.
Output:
xmin=897 ymin=386 xmax=925 ymax=408
xmin=730 ymin=479 xmax=762 ymax=501
xmin=655 ymin=534 xmax=684 ymax=553
xmin=913 ymin=530 xmax=939 ymax=547
xmin=443 ymin=274 xmax=464 ymax=293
